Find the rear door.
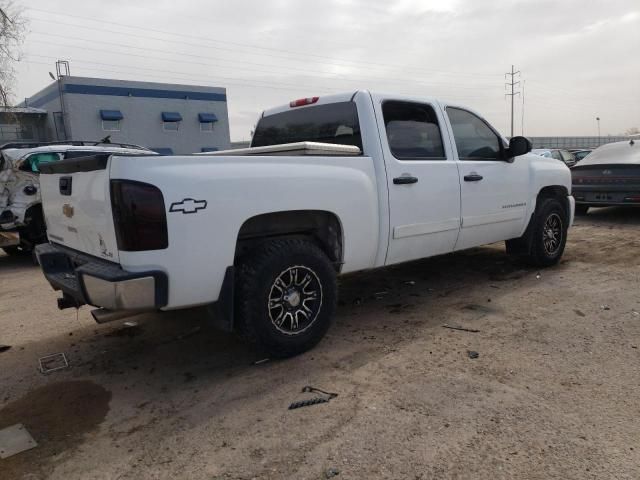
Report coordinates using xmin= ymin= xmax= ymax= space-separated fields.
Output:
xmin=373 ymin=96 xmax=461 ymax=265
xmin=444 ymin=106 xmax=529 ymax=250
xmin=40 ymin=154 xmax=120 ymax=262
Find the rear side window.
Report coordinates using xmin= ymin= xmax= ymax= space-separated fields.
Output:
xmin=382 ymin=101 xmax=445 ymax=160
xmin=251 ymin=102 xmax=362 ymax=150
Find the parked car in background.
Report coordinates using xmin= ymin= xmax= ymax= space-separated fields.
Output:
xmin=35 ymin=91 xmax=574 ymax=357
xmin=571 ymin=140 xmax=640 ymax=215
xmin=571 ymin=149 xmax=592 ymax=162
xmin=532 ymin=148 xmax=577 ymax=167
xmin=0 ymin=141 xmax=154 ymax=255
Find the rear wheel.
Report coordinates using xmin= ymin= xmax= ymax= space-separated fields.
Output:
xmin=235 ymin=238 xmax=337 ymax=358
xmin=521 ymin=197 xmax=568 ymax=267
xmin=574 ymin=204 xmax=589 ymax=216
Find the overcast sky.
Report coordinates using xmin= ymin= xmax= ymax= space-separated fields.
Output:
xmin=14 ymin=0 xmax=640 ymax=140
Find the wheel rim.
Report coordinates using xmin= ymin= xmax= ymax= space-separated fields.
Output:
xmin=543 ymin=213 xmax=563 ymax=256
xmin=268 ymin=265 xmax=323 ymax=335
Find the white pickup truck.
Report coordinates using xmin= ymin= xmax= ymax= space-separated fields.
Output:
xmin=35 ymin=91 xmax=574 ymax=357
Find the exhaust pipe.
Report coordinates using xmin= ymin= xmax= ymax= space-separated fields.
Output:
xmin=91 ymin=308 xmax=146 ymax=324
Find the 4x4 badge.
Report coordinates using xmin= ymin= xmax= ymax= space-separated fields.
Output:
xmin=169 ymin=198 xmax=207 ymax=214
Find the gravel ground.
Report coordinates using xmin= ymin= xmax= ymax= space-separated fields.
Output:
xmin=1 ymin=207 xmax=639 ymax=480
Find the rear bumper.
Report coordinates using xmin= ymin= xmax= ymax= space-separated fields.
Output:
xmin=35 ymin=242 xmax=168 ymax=310
xmin=572 ymin=185 xmax=640 ymax=206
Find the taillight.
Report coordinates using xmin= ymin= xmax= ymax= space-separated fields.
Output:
xmin=289 ymin=96 xmax=319 ymax=108
xmin=110 ymin=180 xmax=168 ymax=251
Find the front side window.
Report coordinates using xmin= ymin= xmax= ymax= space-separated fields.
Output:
xmin=251 ymin=101 xmax=362 ymax=149
xmin=446 ymin=107 xmax=502 ymax=160
xmin=382 ymin=101 xmax=445 ymax=160
xmin=551 ymin=151 xmax=563 ymax=161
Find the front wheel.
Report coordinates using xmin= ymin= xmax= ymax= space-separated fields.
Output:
xmin=235 ymin=238 xmax=337 ymax=358
xmin=521 ymin=197 xmax=569 ymax=267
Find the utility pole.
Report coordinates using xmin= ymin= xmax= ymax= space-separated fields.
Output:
xmin=505 ymin=65 xmax=521 ymax=138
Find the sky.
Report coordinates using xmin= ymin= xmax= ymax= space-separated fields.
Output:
xmin=11 ymin=0 xmax=640 ymax=141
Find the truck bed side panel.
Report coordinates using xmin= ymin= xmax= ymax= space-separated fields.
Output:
xmin=110 ymin=154 xmax=379 ymax=309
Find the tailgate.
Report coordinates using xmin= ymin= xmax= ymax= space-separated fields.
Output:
xmin=39 ymin=154 xmax=120 ymax=262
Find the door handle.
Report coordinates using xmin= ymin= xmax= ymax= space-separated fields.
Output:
xmin=463 ymin=174 xmax=483 ymax=182
xmin=393 ymin=176 xmax=418 ymax=185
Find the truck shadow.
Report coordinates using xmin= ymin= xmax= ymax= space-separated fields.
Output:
xmin=0 ymin=251 xmax=38 ymax=270
xmin=0 ymin=243 xmax=548 ymax=476
xmin=4 ymin=243 xmax=532 ymax=393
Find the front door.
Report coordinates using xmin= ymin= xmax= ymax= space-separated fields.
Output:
xmin=373 ymin=97 xmax=462 ymax=265
xmin=444 ymin=106 xmax=529 ymax=250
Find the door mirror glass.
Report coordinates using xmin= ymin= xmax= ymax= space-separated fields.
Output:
xmin=507 ymin=136 xmax=532 ymax=158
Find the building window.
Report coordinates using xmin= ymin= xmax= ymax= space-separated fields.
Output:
xmin=198 ymin=113 xmax=218 ymax=133
xmin=200 ymin=122 xmax=214 ymax=132
xmin=100 ymin=110 xmax=123 ymax=132
xmin=102 ymin=119 xmax=121 ymax=131
xmin=162 ymin=112 xmax=182 ymax=132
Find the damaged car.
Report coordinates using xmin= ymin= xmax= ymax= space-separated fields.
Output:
xmin=571 ymin=139 xmax=640 ymax=215
xmin=0 ymin=141 xmax=154 ymax=255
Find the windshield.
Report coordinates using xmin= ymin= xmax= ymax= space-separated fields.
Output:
xmin=251 ymin=101 xmax=362 ymax=150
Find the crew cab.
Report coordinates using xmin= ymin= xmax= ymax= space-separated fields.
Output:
xmin=0 ymin=141 xmax=154 ymax=255
xmin=35 ymin=91 xmax=574 ymax=357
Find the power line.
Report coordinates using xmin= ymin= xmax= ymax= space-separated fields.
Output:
xmin=505 ymin=65 xmax=521 ymax=138
xmin=22 ymin=57 xmax=504 ymax=103
xmin=26 ymin=9 xmax=503 ymax=79
xmin=26 ymin=33 xmax=500 ymax=92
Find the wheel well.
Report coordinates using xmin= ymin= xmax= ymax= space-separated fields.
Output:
xmin=538 ymin=185 xmax=568 ymax=199
xmin=537 ymin=185 xmax=569 ymax=218
xmin=235 ymin=210 xmax=343 ymax=270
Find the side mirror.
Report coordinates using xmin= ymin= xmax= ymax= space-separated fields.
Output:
xmin=506 ymin=136 xmax=532 ymax=159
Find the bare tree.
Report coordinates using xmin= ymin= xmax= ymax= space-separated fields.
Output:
xmin=0 ymin=1 xmax=26 ymax=107
xmin=625 ymin=127 xmax=640 ymax=136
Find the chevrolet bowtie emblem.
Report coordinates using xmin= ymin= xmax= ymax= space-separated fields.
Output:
xmin=169 ymin=198 xmax=207 ymax=214
xmin=62 ymin=203 xmax=74 ymax=218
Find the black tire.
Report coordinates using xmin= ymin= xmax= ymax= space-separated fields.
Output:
xmin=235 ymin=238 xmax=337 ymax=358
xmin=574 ymin=204 xmax=589 ymax=216
xmin=522 ymin=196 xmax=568 ymax=267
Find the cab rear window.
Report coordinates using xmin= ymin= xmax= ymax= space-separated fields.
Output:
xmin=251 ymin=101 xmax=362 ymax=150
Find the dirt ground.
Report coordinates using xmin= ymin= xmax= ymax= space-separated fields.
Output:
xmin=1 ymin=207 xmax=639 ymax=480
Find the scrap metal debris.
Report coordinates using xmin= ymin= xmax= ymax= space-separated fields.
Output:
xmin=288 ymin=386 xmax=338 ymax=410
xmin=600 ymin=305 xmax=611 ymax=311
xmin=253 ymin=358 xmax=270 ymax=365
xmin=442 ymin=324 xmax=480 ymax=333
xmin=39 ymin=352 xmax=69 ymax=374
xmin=0 ymin=345 xmax=11 ymax=353
xmin=467 ymin=350 xmax=480 ymax=359
xmin=0 ymin=424 xmax=38 ymax=459
xmin=325 ymin=467 xmax=340 ymax=478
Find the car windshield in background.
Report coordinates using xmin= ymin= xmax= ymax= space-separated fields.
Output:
xmin=251 ymin=101 xmax=362 ymax=150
